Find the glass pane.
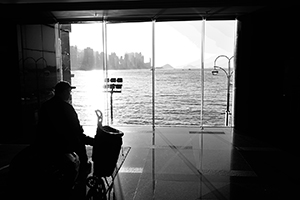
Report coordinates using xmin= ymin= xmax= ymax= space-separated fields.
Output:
xmin=106 ymin=22 xmax=152 ymax=125
xmin=204 ymin=20 xmax=236 ymax=126
xmin=69 ymin=20 xmax=236 ymax=130
xmin=69 ymin=23 xmax=107 ymax=130
xmin=155 ymin=21 xmax=202 ymax=126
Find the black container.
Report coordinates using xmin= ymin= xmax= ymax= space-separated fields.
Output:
xmin=92 ymin=126 xmax=123 ymax=177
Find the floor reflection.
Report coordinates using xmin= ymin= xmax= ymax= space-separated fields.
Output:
xmin=0 ymin=126 xmax=296 ymax=199
xmin=108 ymin=126 xmax=259 ymax=200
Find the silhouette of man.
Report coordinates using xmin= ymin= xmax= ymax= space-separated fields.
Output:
xmin=35 ymin=81 xmax=93 ymax=198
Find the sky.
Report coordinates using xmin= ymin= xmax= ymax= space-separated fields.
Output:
xmin=69 ymin=20 xmax=236 ymax=68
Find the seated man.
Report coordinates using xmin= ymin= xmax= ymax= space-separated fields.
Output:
xmin=34 ymin=81 xmax=94 ymax=199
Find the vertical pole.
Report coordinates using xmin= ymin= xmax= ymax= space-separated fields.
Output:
xmin=54 ymin=23 xmax=63 ymax=82
xmin=152 ymin=147 xmax=155 ymax=199
xmin=200 ymin=19 xmax=206 ymax=128
xmin=199 ymin=19 xmax=205 ymax=195
xmin=232 ymin=19 xmax=238 ymax=127
xmin=103 ymin=19 xmax=110 ymax=125
xmin=111 ymin=89 xmax=113 ymax=124
xmin=103 ymin=20 xmax=108 ymax=78
xmin=225 ymin=62 xmax=230 ymax=126
xmin=102 ymin=21 xmax=106 ymax=72
xmin=152 ymin=20 xmax=156 ymax=198
xmin=152 ymin=20 xmax=156 ymax=132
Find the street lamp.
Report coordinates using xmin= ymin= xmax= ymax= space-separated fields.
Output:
xmin=104 ymin=78 xmax=123 ymax=124
xmin=212 ymin=55 xmax=234 ymax=126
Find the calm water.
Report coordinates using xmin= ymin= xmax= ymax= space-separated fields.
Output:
xmin=71 ymin=69 xmax=233 ymax=127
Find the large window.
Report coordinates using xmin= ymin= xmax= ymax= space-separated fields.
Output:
xmin=106 ymin=22 xmax=152 ymax=125
xmin=69 ymin=20 xmax=236 ymax=129
xmin=155 ymin=21 xmax=202 ymax=126
xmin=204 ymin=21 xmax=236 ymax=126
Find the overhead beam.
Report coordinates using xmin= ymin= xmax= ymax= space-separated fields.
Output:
xmin=1 ymin=1 xmax=267 ymax=12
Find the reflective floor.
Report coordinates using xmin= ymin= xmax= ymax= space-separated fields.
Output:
xmin=1 ymin=126 xmax=299 ymax=199
xmin=103 ymin=126 xmax=263 ymax=200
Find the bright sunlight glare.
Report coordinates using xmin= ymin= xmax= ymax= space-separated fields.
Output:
xmin=69 ymin=20 xmax=236 ymax=68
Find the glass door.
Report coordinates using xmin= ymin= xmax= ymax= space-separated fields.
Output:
xmin=155 ymin=20 xmax=203 ymax=126
xmin=106 ymin=22 xmax=152 ymax=125
xmin=203 ymin=20 xmax=236 ymax=126
xmin=155 ymin=20 xmax=236 ymax=127
xmin=70 ymin=23 xmax=107 ymax=127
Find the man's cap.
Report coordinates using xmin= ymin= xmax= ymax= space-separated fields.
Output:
xmin=55 ymin=81 xmax=76 ymax=93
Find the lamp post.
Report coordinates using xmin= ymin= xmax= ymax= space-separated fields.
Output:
xmin=104 ymin=78 xmax=123 ymax=124
xmin=212 ymin=55 xmax=234 ymax=126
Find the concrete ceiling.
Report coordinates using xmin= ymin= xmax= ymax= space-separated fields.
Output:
xmin=0 ymin=1 xmax=268 ymax=23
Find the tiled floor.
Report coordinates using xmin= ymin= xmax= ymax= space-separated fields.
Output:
xmin=108 ymin=126 xmax=260 ymax=200
xmin=1 ymin=126 xmax=299 ymax=199
xmin=111 ymin=126 xmax=300 ymax=200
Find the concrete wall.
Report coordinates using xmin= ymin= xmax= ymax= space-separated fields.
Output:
xmin=17 ymin=24 xmax=60 ymax=143
xmin=0 ymin=23 xmax=71 ymax=143
xmin=234 ymin=6 xmax=300 ymax=153
xmin=1 ymin=22 xmax=21 ymax=143
xmin=18 ymin=24 xmax=59 ymax=103
xmin=61 ymin=24 xmax=72 ymax=83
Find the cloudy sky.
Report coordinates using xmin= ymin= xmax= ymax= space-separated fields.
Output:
xmin=70 ymin=20 xmax=236 ymax=68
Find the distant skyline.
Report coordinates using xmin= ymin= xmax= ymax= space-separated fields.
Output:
xmin=70 ymin=20 xmax=236 ymax=68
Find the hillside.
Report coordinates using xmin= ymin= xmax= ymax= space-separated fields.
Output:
xmin=156 ymin=64 xmax=174 ymax=70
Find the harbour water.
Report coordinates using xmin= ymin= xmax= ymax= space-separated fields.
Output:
xmin=71 ymin=69 xmax=233 ymax=127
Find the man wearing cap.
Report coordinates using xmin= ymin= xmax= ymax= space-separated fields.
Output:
xmin=35 ymin=81 xmax=93 ymax=199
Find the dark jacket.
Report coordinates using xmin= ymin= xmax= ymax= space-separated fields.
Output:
xmin=36 ymin=96 xmax=90 ymax=166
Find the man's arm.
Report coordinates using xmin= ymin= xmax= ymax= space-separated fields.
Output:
xmin=80 ymin=132 xmax=94 ymax=146
xmin=65 ymin=103 xmax=94 ymax=146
